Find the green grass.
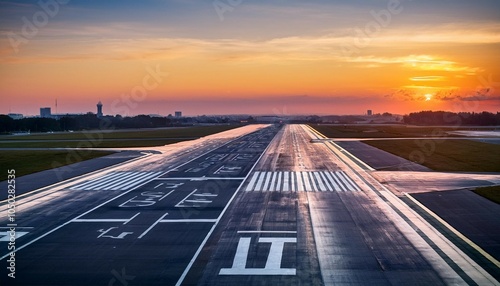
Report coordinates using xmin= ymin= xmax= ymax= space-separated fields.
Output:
xmin=0 ymin=150 xmax=114 ymax=181
xmin=473 ymin=186 xmax=500 ymax=204
xmin=0 ymin=125 xmax=241 ymax=148
xmin=364 ymin=139 xmax=500 ymax=172
xmin=311 ymin=124 xmax=493 ymax=138
xmin=0 ymin=139 xmax=185 ymax=148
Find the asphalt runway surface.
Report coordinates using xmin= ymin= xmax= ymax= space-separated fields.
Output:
xmin=0 ymin=124 xmax=498 ymax=285
xmin=411 ymin=190 xmax=500 ymax=262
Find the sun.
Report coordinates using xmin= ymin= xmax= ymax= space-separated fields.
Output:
xmin=424 ymin=93 xmax=433 ymax=101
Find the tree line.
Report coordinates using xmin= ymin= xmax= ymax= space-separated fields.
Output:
xmin=403 ymin=111 xmax=500 ymax=126
xmin=0 ymin=114 xmax=236 ymax=134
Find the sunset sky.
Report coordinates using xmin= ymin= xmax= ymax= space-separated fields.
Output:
xmin=1 ymin=0 xmax=499 ymax=116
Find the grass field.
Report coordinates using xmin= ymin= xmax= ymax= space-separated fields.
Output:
xmin=0 ymin=125 xmax=241 ymax=148
xmin=0 ymin=150 xmax=115 ymax=181
xmin=473 ymin=186 xmax=500 ymax=204
xmin=364 ymin=139 xmax=500 ymax=172
xmin=0 ymin=125 xmax=242 ymax=181
xmin=312 ymin=124 xmax=494 ymax=138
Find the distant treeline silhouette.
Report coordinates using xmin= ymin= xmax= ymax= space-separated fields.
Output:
xmin=0 ymin=113 xmax=236 ymax=134
xmin=403 ymin=111 xmax=500 ymax=126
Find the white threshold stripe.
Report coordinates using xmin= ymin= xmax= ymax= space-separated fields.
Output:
xmin=70 ymin=171 xmax=162 ymax=191
xmin=70 ymin=172 xmax=125 ymax=190
xmin=102 ymin=172 xmax=148 ymax=190
xmin=262 ymin=172 xmax=272 ymax=191
xmin=115 ymin=172 xmax=162 ymax=191
xmin=276 ymin=172 xmax=282 ymax=191
xmin=302 ymin=172 xmax=312 ymax=191
xmin=71 ymin=172 xmax=124 ymax=190
xmin=296 ymin=172 xmax=304 ymax=192
xmin=270 ymin=172 xmax=277 ymax=191
xmin=314 ymin=172 xmax=327 ymax=191
xmin=245 ymin=172 xmax=260 ymax=191
xmin=319 ymin=172 xmax=332 ymax=191
xmin=255 ymin=172 xmax=266 ymax=191
xmin=156 ymin=177 xmax=246 ymax=181
xmin=243 ymin=171 xmax=360 ymax=192
xmin=326 ymin=172 xmax=344 ymax=192
xmin=111 ymin=172 xmax=160 ymax=191
xmin=283 ymin=171 xmax=290 ymax=192
xmin=336 ymin=171 xmax=355 ymax=191
xmin=339 ymin=171 xmax=362 ymax=192
xmin=85 ymin=172 xmax=136 ymax=190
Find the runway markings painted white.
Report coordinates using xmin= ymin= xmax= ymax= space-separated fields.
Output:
xmin=245 ymin=171 xmax=360 ymax=192
xmin=70 ymin=171 xmax=163 ymax=191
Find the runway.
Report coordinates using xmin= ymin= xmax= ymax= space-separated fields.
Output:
xmin=0 ymin=124 xmax=498 ymax=285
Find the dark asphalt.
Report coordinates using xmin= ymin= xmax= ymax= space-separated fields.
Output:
xmin=1 ymin=124 xmax=498 ymax=285
xmin=335 ymin=141 xmax=431 ymax=171
xmin=0 ymin=151 xmax=143 ymax=201
xmin=410 ymin=190 xmax=500 ymax=280
xmin=0 ymin=125 xmax=280 ymax=286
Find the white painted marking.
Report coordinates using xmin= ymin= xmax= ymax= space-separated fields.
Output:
xmin=276 ymin=172 xmax=282 ymax=192
xmin=338 ymin=171 xmax=362 ymax=192
xmin=296 ymin=172 xmax=304 ymax=192
xmin=154 ymin=183 xmax=164 ymax=189
xmin=336 ymin=171 xmax=354 ymax=192
xmin=237 ymin=230 xmax=297 ymax=234
xmin=73 ymin=212 xmax=140 ymax=225
xmin=97 ymin=227 xmax=133 ymax=239
xmin=168 ymin=177 xmax=245 ymax=181
xmin=114 ymin=172 xmax=161 ymax=191
xmin=283 ymin=172 xmax=290 ymax=192
xmin=159 ymin=190 xmax=175 ymax=201
xmin=193 ymin=193 xmax=218 ymax=197
xmin=319 ymin=172 xmax=333 ymax=191
xmin=138 ymin=212 xmax=169 ymax=239
xmin=325 ymin=171 xmax=341 ymax=191
xmin=176 ymin=126 xmax=275 ymax=286
xmin=303 ymin=172 xmax=313 ymax=191
xmin=160 ymin=219 xmax=217 ymax=223
xmin=175 ymin=189 xmax=198 ymax=207
xmin=0 ymin=231 xmax=29 ymax=241
xmin=254 ymin=172 xmax=266 ymax=191
xmin=71 ymin=172 xmax=126 ymax=190
xmin=104 ymin=172 xmax=144 ymax=190
xmin=314 ymin=172 xmax=327 ymax=191
xmin=184 ymin=199 xmax=212 ymax=204
xmin=69 ymin=172 xmax=121 ymax=189
xmin=269 ymin=172 xmax=277 ymax=192
xmin=73 ymin=219 xmax=131 ymax=223
xmin=90 ymin=171 xmax=138 ymax=190
xmin=245 ymin=172 xmax=260 ymax=191
xmin=219 ymin=237 xmax=297 ymax=275
xmin=262 ymin=172 xmax=272 ymax=191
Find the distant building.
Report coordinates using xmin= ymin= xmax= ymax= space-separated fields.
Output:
xmin=97 ymin=101 xmax=103 ymax=118
xmin=175 ymin=111 xmax=182 ymax=117
xmin=40 ymin=107 xmax=52 ymax=118
xmin=367 ymin=109 xmax=373 ymax=116
xmin=7 ymin=113 xmax=23 ymax=120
